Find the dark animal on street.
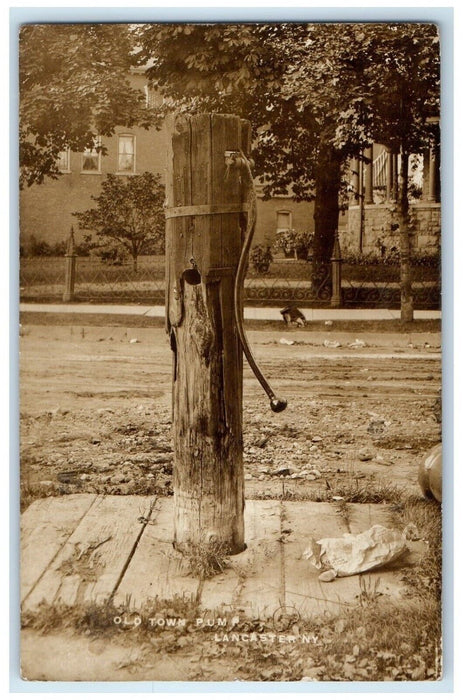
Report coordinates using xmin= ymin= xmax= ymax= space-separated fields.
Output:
xmin=280 ymin=305 xmax=306 ymax=326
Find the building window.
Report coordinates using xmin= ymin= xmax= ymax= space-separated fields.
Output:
xmin=57 ymin=148 xmax=70 ymax=172
xmin=81 ymin=138 xmax=101 ymax=173
xmin=117 ymin=134 xmax=135 ymax=174
xmin=276 ymin=210 xmax=292 ymax=233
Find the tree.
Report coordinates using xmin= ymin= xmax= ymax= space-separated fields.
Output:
xmin=73 ymin=172 xmax=165 ymax=271
xmin=133 ymin=23 xmax=372 ymax=294
xmin=19 ymin=24 xmax=157 ymax=188
xmin=359 ymin=24 xmax=440 ymax=322
xmin=135 ymin=23 xmax=440 ymax=310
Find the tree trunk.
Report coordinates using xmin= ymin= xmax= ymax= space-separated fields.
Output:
xmin=312 ymin=144 xmax=342 ymax=299
xmin=132 ymin=255 xmax=138 ymax=273
xmin=165 ymin=113 xmax=248 ymax=555
xmin=398 ymin=149 xmax=413 ymax=322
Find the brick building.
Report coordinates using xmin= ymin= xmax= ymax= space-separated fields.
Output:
xmin=20 ymin=71 xmax=315 ymax=255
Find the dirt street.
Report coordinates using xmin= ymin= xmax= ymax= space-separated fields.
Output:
xmin=19 ymin=321 xmax=441 ymax=507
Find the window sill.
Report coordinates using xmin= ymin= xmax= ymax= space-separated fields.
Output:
xmin=81 ymin=171 xmax=102 ymax=175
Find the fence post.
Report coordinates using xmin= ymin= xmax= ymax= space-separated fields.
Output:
xmin=166 ymin=114 xmax=249 ymax=555
xmin=330 ymin=230 xmax=342 ymax=308
xmin=63 ymin=227 xmax=77 ymax=302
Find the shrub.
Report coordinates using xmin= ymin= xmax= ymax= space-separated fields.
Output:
xmin=250 ymin=244 xmax=273 ymax=273
xmin=26 ymin=235 xmax=66 ymax=257
xmin=274 ymin=229 xmax=314 ymax=260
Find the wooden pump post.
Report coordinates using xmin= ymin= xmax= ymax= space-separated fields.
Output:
xmin=166 ymin=114 xmax=251 ymax=555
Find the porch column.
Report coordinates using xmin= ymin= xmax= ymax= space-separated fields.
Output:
xmin=428 ymin=147 xmax=437 ymax=202
xmin=351 ymin=158 xmax=359 ymax=202
xmin=364 ymin=146 xmax=373 ymax=204
xmin=391 ymin=153 xmax=398 ymax=202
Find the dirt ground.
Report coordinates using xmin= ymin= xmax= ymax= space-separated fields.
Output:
xmin=18 ymin=315 xmax=442 ymax=683
xmin=19 ymin=317 xmax=441 ymax=508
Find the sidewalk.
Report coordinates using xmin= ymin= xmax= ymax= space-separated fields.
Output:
xmin=19 ymin=302 xmax=441 ymax=322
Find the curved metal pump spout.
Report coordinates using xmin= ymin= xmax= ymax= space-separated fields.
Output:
xmin=232 ymin=152 xmax=287 ymax=413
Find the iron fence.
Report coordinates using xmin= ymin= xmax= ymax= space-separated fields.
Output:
xmin=19 ymin=252 xmax=440 ymax=310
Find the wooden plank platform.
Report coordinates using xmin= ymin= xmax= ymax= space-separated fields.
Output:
xmin=24 ymin=496 xmax=154 ymax=610
xmin=21 ymin=494 xmax=98 ymax=605
xmin=21 ymin=495 xmax=424 ymax=617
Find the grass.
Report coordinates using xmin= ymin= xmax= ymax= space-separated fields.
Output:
xmin=258 ymin=476 xmax=410 ymax=505
xmin=177 ymin=540 xmax=231 ymax=580
xmin=22 ymin=595 xmax=441 ymax=681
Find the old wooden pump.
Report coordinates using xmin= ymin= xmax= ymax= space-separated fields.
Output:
xmin=166 ymin=114 xmax=286 ymax=555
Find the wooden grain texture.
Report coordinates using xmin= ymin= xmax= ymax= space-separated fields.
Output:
xmin=167 ymin=114 xmax=250 ymax=553
xmin=113 ymin=497 xmax=201 ymax=608
xmin=200 ymin=500 xmax=282 ymax=615
xmin=21 ymin=494 xmax=98 ymax=603
xmin=281 ymin=502 xmax=350 ymax=615
xmin=23 ymin=496 xmax=154 ymax=610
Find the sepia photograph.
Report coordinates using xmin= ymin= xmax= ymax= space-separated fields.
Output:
xmin=18 ymin=19 xmax=444 ymax=684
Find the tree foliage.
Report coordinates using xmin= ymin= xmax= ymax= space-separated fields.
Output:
xmin=135 ymin=22 xmax=440 ymax=299
xmin=19 ymin=24 xmax=157 ymax=188
xmin=73 ymin=172 xmax=165 ymax=271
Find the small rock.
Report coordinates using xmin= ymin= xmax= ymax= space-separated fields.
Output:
xmin=280 ymin=338 xmax=295 ymax=346
xmin=39 ymin=480 xmax=54 ymax=487
xmin=358 ymin=447 xmax=375 ymax=461
xmin=318 ymin=569 xmax=337 ymax=582
xmin=309 ymin=469 xmax=322 ymax=478
xmin=348 ymin=338 xmax=367 ymax=348
xmin=324 ymin=320 xmax=333 ymax=326
xmin=323 ymin=340 xmax=341 ymax=348
xmin=152 ymin=454 xmax=173 ymax=464
xmin=367 ymin=419 xmax=386 ymax=436
xmin=311 ymin=436 xmax=323 ymax=443
xmin=375 ymin=455 xmax=393 ymax=466
xmin=129 ymin=338 xmax=140 ymax=344
xmin=271 ymin=467 xmax=292 ymax=477
xmin=244 ymin=474 xmax=253 ymax=480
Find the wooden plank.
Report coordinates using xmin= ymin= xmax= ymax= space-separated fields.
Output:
xmin=211 ymin=113 xmax=241 ymax=268
xmin=200 ymin=500 xmax=280 ymax=613
xmin=21 ymin=494 xmax=98 ymax=603
xmin=281 ymin=502 xmax=352 ymax=616
xmin=345 ymin=503 xmax=427 ymax=599
xmin=166 ymin=115 xmax=192 ymax=331
xmin=113 ymin=497 xmax=200 ymax=608
xmin=23 ymin=496 xmax=154 ymax=611
xmin=190 ymin=113 xmax=212 ymax=275
xmin=222 ymin=500 xmax=283 ymax=618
